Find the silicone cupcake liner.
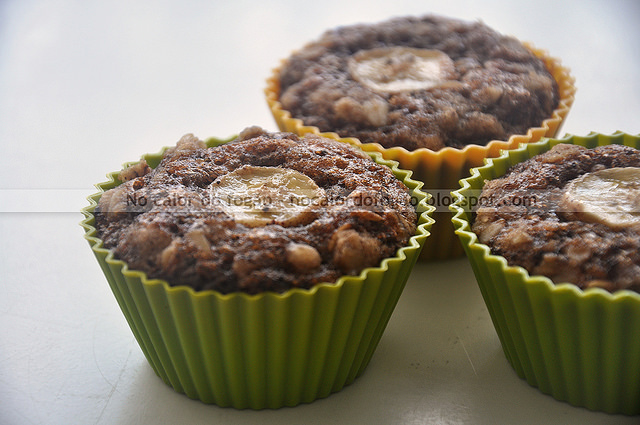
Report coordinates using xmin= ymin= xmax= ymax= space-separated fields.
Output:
xmin=450 ymin=132 xmax=640 ymax=415
xmin=265 ymin=42 xmax=575 ymax=261
xmin=80 ymin=136 xmax=434 ymax=409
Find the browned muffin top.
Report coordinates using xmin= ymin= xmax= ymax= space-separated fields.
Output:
xmin=473 ymin=143 xmax=640 ymax=293
xmin=95 ymin=128 xmax=417 ymax=294
xmin=278 ymin=15 xmax=559 ymax=151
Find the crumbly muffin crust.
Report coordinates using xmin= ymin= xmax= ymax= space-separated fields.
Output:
xmin=472 ymin=143 xmax=640 ymax=293
xmin=95 ymin=128 xmax=417 ymax=294
xmin=278 ymin=15 xmax=559 ymax=151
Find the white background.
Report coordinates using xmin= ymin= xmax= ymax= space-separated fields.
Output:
xmin=1 ymin=0 xmax=639 ymax=424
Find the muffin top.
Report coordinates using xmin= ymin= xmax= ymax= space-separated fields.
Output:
xmin=278 ymin=15 xmax=559 ymax=151
xmin=95 ymin=128 xmax=417 ymax=294
xmin=472 ymin=143 xmax=640 ymax=293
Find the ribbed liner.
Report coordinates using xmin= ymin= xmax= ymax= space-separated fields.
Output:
xmin=81 ymin=136 xmax=434 ymax=409
xmin=450 ymin=132 xmax=640 ymax=415
xmin=265 ymin=42 xmax=575 ymax=261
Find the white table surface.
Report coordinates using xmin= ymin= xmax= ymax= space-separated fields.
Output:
xmin=1 ymin=0 xmax=639 ymax=424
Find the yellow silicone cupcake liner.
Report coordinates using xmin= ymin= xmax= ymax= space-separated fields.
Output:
xmin=265 ymin=42 xmax=575 ymax=261
xmin=450 ymin=132 xmax=640 ymax=415
xmin=80 ymin=135 xmax=434 ymax=409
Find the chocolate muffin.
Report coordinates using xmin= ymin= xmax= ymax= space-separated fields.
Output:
xmin=94 ymin=128 xmax=417 ymax=294
xmin=277 ymin=15 xmax=559 ymax=151
xmin=472 ymin=143 xmax=640 ymax=292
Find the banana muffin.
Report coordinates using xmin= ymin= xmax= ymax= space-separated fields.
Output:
xmin=472 ymin=143 xmax=640 ymax=292
xmin=277 ymin=15 xmax=559 ymax=151
xmin=94 ymin=127 xmax=417 ymax=294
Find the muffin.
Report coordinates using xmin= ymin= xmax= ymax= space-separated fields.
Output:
xmin=81 ymin=128 xmax=434 ymax=408
xmin=266 ymin=14 xmax=575 ymax=260
xmin=473 ymin=142 xmax=640 ymax=293
xmin=451 ymin=132 xmax=640 ymax=415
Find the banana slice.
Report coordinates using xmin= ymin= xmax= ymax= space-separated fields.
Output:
xmin=210 ymin=165 xmax=326 ymax=227
xmin=561 ymin=167 xmax=640 ymax=229
xmin=348 ymin=46 xmax=459 ymax=93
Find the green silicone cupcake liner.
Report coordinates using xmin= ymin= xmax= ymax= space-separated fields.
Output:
xmin=81 ymin=135 xmax=434 ymax=409
xmin=450 ymin=132 xmax=640 ymax=415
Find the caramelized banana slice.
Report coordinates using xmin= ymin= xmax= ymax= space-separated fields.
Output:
xmin=561 ymin=167 xmax=640 ymax=230
xmin=210 ymin=165 xmax=327 ymax=227
xmin=348 ymin=46 xmax=459 ymax=93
